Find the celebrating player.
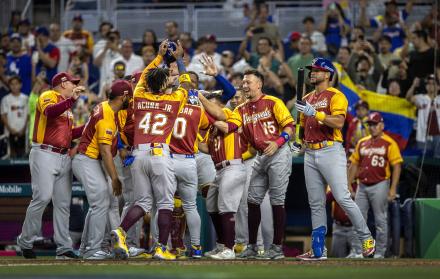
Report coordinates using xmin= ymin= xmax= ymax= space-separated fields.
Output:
xmin=348 ymin=112 xmax=403 ymax=259
xmin=17 ymin=72 xmax=85 ymax=259
xmin=294 ymin=58 xmax=375 ymax=260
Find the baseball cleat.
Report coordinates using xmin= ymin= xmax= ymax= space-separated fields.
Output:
xmin=174 ymin=247 xmax=188 ymax=259
xmin=111 ymin=227 xmax=129 ymax=260
xmin=55 ymin=250 xmax=79 ymax=260
xmin=373 ymin=254 xmax=384 ymax=259
xmin=128 ymin=247 xmax=146 ymax=257
xmin=296 ymin=248 xmax=328 ymax=261
xmin=153 ymin=244 xmax=176 ymax=260
xmin=255 ymin=244 xmax=285 ymax=260
xmin=362 ymin=238 xmax=376 ymax=257
xmin=236 ymin=244 xmax=258 ymax=259
xmin=191 ymin=245 xmax=203 ymax=259
xmin=204 ymin=243 xmax=225 ymax=257
xmin=233 ymin=243 xmax=246 ymax=255
xmin=21 ymin=248 xmax=36 ymax=259
xmin=346 ymin=252 xmax=363 ymax=259
xmin=84 ymin=250 xmax=112 ymax=260
xmin=131 ymin=252 xmax=153 ymax=259
xmin=210 ymin=247 xmax=235 ymax=260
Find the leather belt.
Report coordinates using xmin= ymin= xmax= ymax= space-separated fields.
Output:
xmin=215 ymin=159 xmax=243 ymax=170
xmin=135 ymin=143 xmax=169 ymax=151
xmin=305 ymin=140 xmax=334 ymax=150
xmin=40 ymin=144 xmax=69 ymax=155
xmin=171 ymin=153 xmax=195 ymax=159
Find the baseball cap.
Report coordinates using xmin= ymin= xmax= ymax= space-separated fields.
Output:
xmin=354 ymin=100 xmax=369 ymax=110
xmin=19 ymin=19 xmax=30 ymax=26
xmin=289 ymin=31 xmax=301 ymax=42
xmin=205 ymin=34 xmax=217 ymax=43
xmin=366 ymin=112 xmax=384 ymax=124
xmin=51 ymin=72 xmax=80 ymax=88
xmin=110 ymin=80 xmax=132 ymax=97
xmin=73 ymin=14 xmax=83 ymax=21
xmin=35 ymin=26 xmax=49 ymax=37
xmin=10 ymin=33 xmax=22 ymax=42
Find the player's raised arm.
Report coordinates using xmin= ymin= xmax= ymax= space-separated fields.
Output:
xmin=200 ymin=54 xmax=236 ymax=103
xmin=135 ymin=40 xmax=167 ymax=93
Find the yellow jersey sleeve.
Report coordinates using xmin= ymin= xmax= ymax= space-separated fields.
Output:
xmin=330 ymin=92 xmax=348 ymax=117
xmin=387 ymin=139 xmax=403 ymax=165
xmin=227 ymin=106 xmax=243 ymax=127
xmin=96 ymin=118 xmax=116 ymax=145
xmin=273 ymin=98 xmax=295 ymax=127
xmin=86 ymin=32 xmax=94 ymax=52
xmin=38 ymin=91 xmax=58 ymax=113
xmin=135 ymin=55 xmax=164 ymax=96
xmin=349 ymin=141 xmax=361 ymax=164
xmin=199 ymin=109 xmax=210 ymax=130
xmin=117 ymin=110 xmax=127 ymax=131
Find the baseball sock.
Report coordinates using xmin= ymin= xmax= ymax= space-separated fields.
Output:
xmin=120 ymin=205 xmax=144 ymax=232
xmin=220 ymin=212 xmax=235 ymax=249
xmin=272 ymin=205 xmax=286 ymax=245
xmin=209 ymin=212 xmax=224 ymax=244
xmin=171 ymin=205 xmax=186 ymax=249
xmin=247 ymin=202 xmax=261 ymax=245
xmin=158 ymin=209 xmax=173 ymax=245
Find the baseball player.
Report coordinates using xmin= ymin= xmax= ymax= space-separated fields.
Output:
xmin=201 ymin=69 xmax=295 ymax=260
xmin=17 ymin=72 xmax=85 ymax=259
xmin=72 ymin=80 xmax=131 ymax=260
xmin=110 ymin=40 xmax=225 ymax=260
xmin=230 ymin=88 xmax=274 ymax=255
xmin=294 ymin=58 xmax=375 ymax=261
xmin=345 ymin=100 xmax=370 ymax=156
xmin=348 ymin=112 xmax=403 ymax=259
xmin=168 ymin=70 xmax=210 ymax=258
xmin=198 ymin=93 xmax=246 ymax=260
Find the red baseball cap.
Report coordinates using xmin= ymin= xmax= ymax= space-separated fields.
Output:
xmin=110 ymin=80 xmax=132 ymax=97
xmin=289 ymin=32 xmax=301 ymax=42
xmin=366 ymin=112 xmax=383 ymax=124
xmin=51 ymin=72 xmax=80 ymax=88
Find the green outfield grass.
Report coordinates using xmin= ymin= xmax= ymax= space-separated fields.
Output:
xmin=1 ymin=258 xmax=440 ymax=278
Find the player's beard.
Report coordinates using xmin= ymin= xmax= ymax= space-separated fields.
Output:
xmin=122 ymin=97 xmax=129 ymax=109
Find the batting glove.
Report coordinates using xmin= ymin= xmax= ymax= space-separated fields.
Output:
xmin=295 ymin=100 xmax=316 ymax=117
xmin=188 ymin=89 xmax=199 ymax=105
xmin=290 ymin=142 xmax=302 ymax=154
xmin=123 ymin=155 xmax=135 ymax=167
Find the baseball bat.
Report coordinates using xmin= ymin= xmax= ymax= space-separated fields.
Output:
xmin=295 ymin=68 xmax=305 ymax=143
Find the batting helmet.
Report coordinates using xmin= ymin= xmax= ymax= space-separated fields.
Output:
xmin=306 ymin=57 xmax=336 ymax=80
xmin=164 ymin=41 xmax=177 ymax=65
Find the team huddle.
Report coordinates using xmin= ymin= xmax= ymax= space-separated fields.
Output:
xmin=17 ymin=39 xmax=378 ymax=261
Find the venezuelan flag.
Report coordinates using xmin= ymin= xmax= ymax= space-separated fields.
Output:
xmin=334 ymin=63 xmax=417 ymax=150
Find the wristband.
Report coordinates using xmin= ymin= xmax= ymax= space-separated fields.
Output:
xmin=179 ymin=74 xmax=191 ymax=84
xmin=315 ymin=111 xmax=326 ymax=122
xmin=275 ymin=132 xmax=290 ymax=147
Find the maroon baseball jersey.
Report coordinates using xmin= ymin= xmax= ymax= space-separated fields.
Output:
xmin=228 ymin=95 xmax=294 ymax=152
xmin=350 ymin=134 xmax=403 ymax=185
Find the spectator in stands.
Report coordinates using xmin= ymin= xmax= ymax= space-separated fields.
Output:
xmin=359 ymin=0 xmax=414 ymax=51
xmin=336 ymin=46 xmax=351 ymax=72
xmin=220 ymin=50 xmax=235 ymax=80
xmin=141 ymin=45 xmax=156 ymax=68
xmin=408 ymin=30 xmax=440 ymax=85
xmin=240 ymin=32 xmax=281 ymax=74
xmin=350 ymin=25 xmax=365 ymax=43
xmin=112 ymin=39 xmax=144 ymax=77
xmin=165 ymin=21 xmax=180 ymax=42
xmin=18 ymin=19 xmax=34 ymax=53
xmin=28 ymin=72 xmax=48 ymax=146
xmin=1 ymin=76 xmax=28 ymax=158
xmin=247 ymin=3 xmax=284 ymax=58
xmin=285 ymin=31 xmax=301 ymax=59
xmin=319 ymin=2 xmax=350 ymax=57
xmin=387 ymin=79 xmax=402 ymax=98
xmin=93 ymin=29 xmax=121 ymax=96
xmin=49 ymin=23 xmax=76 ymax=73
xmin=259 ymin=55 xmax=284 ymax=97
xmin=100 ymin=61 xmax=126 ymax=99
xmin=302 ymin=16 xmax=327 ymax=56
xmin=230 ymin=72 xmax=244 ymax=88
xmin=179 ymin=32 xmax=194 ymax=58
xmin=68 ymin=51 xmax=89 ymax=86
xmin=277 ymin=59 xmax=295 ymax=103
xmin=381 ymin=59 xmax=411 ymax=96
xmin=421 ymin=4 xmax=440 ymax=47
xmin=287 ymin=36 xmax=314 ymax=83
xmin=7 ymin=10 xmax=21 ymax=35
xmin=93 ymin=21 xmax=114 ymax=58
xmin=345 ymin=100 xmax=370 ymax=156
xmin=63 ymin=14 xmax=94 ymax=55
xmin=377 ymin=35 xmax=398 ymax=69
xmin=406 ymin=75 xmax=440 ymax=158
xmin=6 ymin=34 xmax=32 ymax=95
xmin=1 ymin=33 xmax=10 ymax=53
xmin=140 ymin=29 xmax=158 ymax=54
xmin=347 ymin=38 xmax=383 ymax=91
xmin=32 ymin=27 xmax=60 ymax=83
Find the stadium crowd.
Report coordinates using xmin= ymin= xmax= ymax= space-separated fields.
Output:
xmin=0 ymin=0 xmax=439 ymax=159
